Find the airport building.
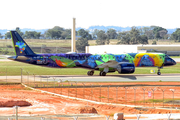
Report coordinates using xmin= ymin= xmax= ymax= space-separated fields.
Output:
xmin=86 ymin=45 xmax=180 ymax=56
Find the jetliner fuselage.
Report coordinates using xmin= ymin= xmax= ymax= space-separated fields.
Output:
xmin=8 ymin=31 xmax=176 ymax=76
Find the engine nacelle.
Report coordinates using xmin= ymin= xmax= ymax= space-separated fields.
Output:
xmin=117 ymin=63 xmax=135 ymax=74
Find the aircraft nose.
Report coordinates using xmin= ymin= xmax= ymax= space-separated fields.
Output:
xmin=172 ymin=59 xmax=176 ymax=65
xmin=164 ymin=58 xmax=176 ymax=66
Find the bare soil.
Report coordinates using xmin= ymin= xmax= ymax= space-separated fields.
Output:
xmin=0 ymin=83 xmax=180 ymax=117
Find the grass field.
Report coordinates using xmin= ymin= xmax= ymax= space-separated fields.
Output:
xmin=1 ymin=39 xmax=180 ymax=48
xmin=0 ymin=61 xmax=179 ymax=76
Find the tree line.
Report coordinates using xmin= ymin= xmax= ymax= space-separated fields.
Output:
xmin=1 ymin=26 xmax=180 ymax=52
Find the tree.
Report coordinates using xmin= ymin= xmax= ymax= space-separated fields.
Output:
xmin=61 ymin=29 xmax=71 ymax=39
xmin=145 ymin=30 xmax=154 ymax=39
xmin=96 ymin=30 xmax=109 ymax=45
xmin=5 ymin=32 xmax=11 ymax=39
xmin=117 ymin=31 xmax=131 ymax=44
xmin=170 ymin=28 xmax=180 ymax=42
xmin=0 ymin=33 xmax=3 ymax=39
xmin=117 ymin=27 xmax=148 ymax=44
xmin=139 ymin=35 xmax=148 ymax=44
xmin=92 ymin=29 xmax=99 ymax=40
xmin=153 ymin=26 xmax=168 ymax=39
xmin=129 ymin=27 xmax=140 ymax=44
xmin=107 ymin=29 xmax=117 ymax=39
xmin=159 ymin=30 xmax=168 ymax=39
xmin=52 ymin=26 xmax=64 ymax=31
xmin=46 ymin=29 xmax=62 ymax=39
xmin=16 ymin=27 xmax=24 ymax=37
xmin=45 ymin=26 xmax=65 ymax=39
xmin=24 ymin=31 xmax=41 ymax=39
xmin=76 ymin=37 xmax=89 ymax=52
xmin=155 ymin=32 xmax=160 ymax=40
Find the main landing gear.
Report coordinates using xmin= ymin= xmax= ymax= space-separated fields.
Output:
xmin=157 ymin=67 xmax=161 ymax=75
xmin=87 ymin=71 xmax=107 ymax=76
xmin=99 ymin=71 xmax=106 ymax=76
xmin=87 ymin=71 xmax=94 ymax=76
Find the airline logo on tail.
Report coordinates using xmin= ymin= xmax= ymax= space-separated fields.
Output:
xmin=15 ymin=41 xmax=26 ymax=53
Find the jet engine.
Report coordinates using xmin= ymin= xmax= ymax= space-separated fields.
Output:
xmin=117 ymin=63 xmax=135 ymax=74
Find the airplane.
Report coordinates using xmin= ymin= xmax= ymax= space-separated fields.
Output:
xmin=8 ymin=31 xmax=176 ymax=76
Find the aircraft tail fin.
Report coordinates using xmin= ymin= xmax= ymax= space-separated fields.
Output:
xmin=10 ymin=31 xmax=35 ymax=56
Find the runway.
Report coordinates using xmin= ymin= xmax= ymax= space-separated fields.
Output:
xmin=47 ymin=74 xmax=180 ymax=82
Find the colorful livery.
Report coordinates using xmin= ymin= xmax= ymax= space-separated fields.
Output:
xmin=8 ymin=31 xmax=176 ymax=76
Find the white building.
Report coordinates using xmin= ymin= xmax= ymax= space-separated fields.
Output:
xmin=86 ymin=45 xmax=180 ymax=55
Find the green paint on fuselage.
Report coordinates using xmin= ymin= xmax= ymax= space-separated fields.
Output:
xmin=124 ymin=54 xmax=135 ymax=63
xmin=100 ymin=54 xmax=116 ymax=62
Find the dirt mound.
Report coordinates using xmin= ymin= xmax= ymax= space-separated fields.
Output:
xmin=0 ymin=100 xmax=31 ymax=107
xmin=78 ymin=106 xmax=98 ymax=114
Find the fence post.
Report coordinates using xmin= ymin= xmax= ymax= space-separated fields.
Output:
xmin=60 ymin=79 xmax=62 ymax=95
xmin=6 ymin=68 xmax=7 ymax=83
xmin=53 ymin=77 xmax=56 ymax=93
xmin=116 ymin=86 xmax=119 ymax=103
xmin=26 ymin=72 xmax=29 ymax=86
xmin=167 ymin=113 xmax=171 ymax=120
xmin=133 ymin=87 xmax=137 ymax=106
xmin=47 ymin=76 xmax=49 ymax=91
xmin=73 ymin=116 xmax=78 ymax=120
xmin=20 ymin=68 xmax=23 ymax=83
xmin=161 ymin=89 xmax=166 ymax=108
xmin=170 ymin=89 xmax=175 ymax=108
xmin=142 ymin=88 xmax=146 ymax=107
xmin=91 ymin=84 xmax=93 ymax=100
xmin=41 ymin=117 xmax=45 ymax=120
xmin=108 ymin=86 xmax=110 ymax=103
xmin=75 ymin=82 xmax=77 ymax=98
xmin=151 ymin=88 xmax=156 ymax=107
xmin=82 ymin=83 xmax=85 ymax=99
xmin=14 ymin=106 xmax=19 ymax=120
xmin=105 ymin=116 xmax=110 ymax=120
xmin=136 ymin=114 xmax=141 ymax=120
xmin=100 ymin=85 xmax=102 ymax=102
xmin=68 ymin=80 xmax=69 ymax=97
xmin=33 ymin=74 xmax=35 ymax=87
xmin=125 ymin=87 xmax=128 ymax=105
xmin=40 ymin=75 xmax=42 ymax=87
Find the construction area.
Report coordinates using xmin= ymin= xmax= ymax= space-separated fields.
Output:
xmin=0 ymin=72 xmax=180 ymax=120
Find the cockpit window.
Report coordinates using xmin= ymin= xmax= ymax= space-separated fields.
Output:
xmin=165 ymin=55 xmax=170 ymax=58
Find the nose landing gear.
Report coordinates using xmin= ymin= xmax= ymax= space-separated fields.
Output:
xmin=157 ymin=67 xmax=161 ymax=75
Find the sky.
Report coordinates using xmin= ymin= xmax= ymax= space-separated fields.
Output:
xmin=1 ymin=0 xmax=180 ymax=30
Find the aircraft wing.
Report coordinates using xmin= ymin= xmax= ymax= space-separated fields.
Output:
xmin=96 ymin=60 xmax=119 ymax=68
xmin=96 ymin=60 xmax=135 ymax=74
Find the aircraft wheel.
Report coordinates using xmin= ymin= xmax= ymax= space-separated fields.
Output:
xmin=101 ymin=72 xmax=106 ymax=76
xmin=87 ymin=71 xmax=90 ymax=76
xmin=87 ymin=71 xmax=94 ymax=76
xmin=99 ymin=71 xmax=102 ymax=76
xmin=157 ymin=71 xmax=161 ymax=75
xmin=89 ymin=71 xmax=94 ymax=76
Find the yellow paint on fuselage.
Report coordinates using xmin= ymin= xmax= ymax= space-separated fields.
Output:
xmin=133 ymin=53 xmax=163 ymax=67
